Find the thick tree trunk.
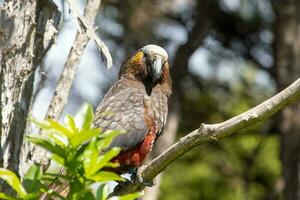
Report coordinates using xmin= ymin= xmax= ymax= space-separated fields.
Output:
xmin=0 ymin=0 xmax=60 ymax=193
xmin=274 ymin=0 xmax=300 ymax=199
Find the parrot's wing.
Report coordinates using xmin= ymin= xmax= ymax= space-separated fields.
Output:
xmin=93 ymin=79 xmax=148 ymax=151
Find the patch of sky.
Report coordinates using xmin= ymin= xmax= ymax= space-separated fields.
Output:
xmin=220 ymin=0 xmax=241 ymax=12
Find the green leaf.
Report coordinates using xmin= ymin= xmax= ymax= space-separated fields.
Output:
xmin=97 ymin=130 xmax=125 ymax=151
xmin=75 ymin=103 xmax=94 ymax=130
xmin=90 ymin=148 xmax=121 ymax=175
xmin=0 ymin=168 xmax=27 ymax=197
xmin=51 ymin=154 xmax=65 ymax=166
xmin=96 ymin=184 xmax=108 ymax=200
xmin=65 ymin=115 xmax=77 ymax=133
xmin=0 ymin=192 xmax=17 ymax=200
xmin=113 ymin=192 xmax=143 ymax=200
xmin=47 ymin=131 xmax=68 ymax=147
xmin=46 ymin=119 xmax=74 ymax=139
xmin=31 ymin=117 xmax=72 ymax=143
xmin=83 ymin=140 xmax=99 ymax=174
xmin=100 ymin=130 xmax=125 ymax=139
xmin=70 ymin=128 xmax=101 ymax=148
xmin=23 ymin=164 xmax=42 ymax=193
xmin=104 ymin=162 xmax=120 ymax=168
xmin=27 ymin=135 xmax=66 ymax=160
xmin=23 ymin=193 xmax=41 ymax=200
xmin=88 ymin=171 xmax=124 ymax=182
xmin=82 ymin=103 xmax=94 ymax=130
xmin=30 ymin=117 xmax=51 ymax=130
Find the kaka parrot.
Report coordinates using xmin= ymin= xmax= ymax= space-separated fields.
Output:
xmin=93 ymin=44 xmax=172 ymax=173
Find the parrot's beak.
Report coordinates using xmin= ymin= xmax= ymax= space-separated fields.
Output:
xmin=152 ymin=56 xmax=163 ymax=83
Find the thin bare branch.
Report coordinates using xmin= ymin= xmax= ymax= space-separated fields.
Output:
xmin=66 ymin=0 xmax=113 ymax=68
xmin=34 ymin=0 xmax=103 ymax=167
xmin=111 ymin=77 xmax=300 ymax=196
xmin=45 ymin=0 xmax=102 ymax=121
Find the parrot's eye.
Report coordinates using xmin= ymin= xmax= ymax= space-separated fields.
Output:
xmin=143 ymin=53 xmax=151 ymax=65
xmin=143 ymin=54 xmax=147 ymax=62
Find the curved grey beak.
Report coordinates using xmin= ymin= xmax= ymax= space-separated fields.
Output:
xmin=152 ymin=57 xmax=163 ymax=82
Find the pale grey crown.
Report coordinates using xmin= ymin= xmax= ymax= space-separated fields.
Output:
xmin=141 ymin=44 xmax=168 ymax=60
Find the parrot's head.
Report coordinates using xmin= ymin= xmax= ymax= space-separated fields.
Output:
xmin=140 ymin=44 xmax=168 ymax=82
xmin=119 ymin=44 xmax=171 ymax=91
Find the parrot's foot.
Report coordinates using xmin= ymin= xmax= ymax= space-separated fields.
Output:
xmin=128 ymin=167 xmax=138 ymax=177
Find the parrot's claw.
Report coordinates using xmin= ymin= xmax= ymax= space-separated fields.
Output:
xmin=128 ymin=167 xmax=138 ymax=177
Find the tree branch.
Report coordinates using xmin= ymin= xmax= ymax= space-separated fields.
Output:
xmin=0 ymin=0 xmax=61 ymax=194
xmin=45 ymin=0 xmax=103 ymax=121
xmin=111 ymin=77 xmax=300 ymax=196
xmin=66 ymin=0 xmax=112 ymax=68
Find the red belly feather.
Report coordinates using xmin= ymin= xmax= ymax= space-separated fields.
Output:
xmin=112 ymin=132 xmax=156 ymax=167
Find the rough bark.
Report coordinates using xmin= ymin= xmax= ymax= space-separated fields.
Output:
xmin=111 ymin=77 xmax=300 ymax=196
xmin=274 ymin=1 xmax=300 ymax=199
xmin=0 ymin=0 xmax=60 ymax=193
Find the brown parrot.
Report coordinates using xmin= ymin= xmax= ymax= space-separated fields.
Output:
xmin=93 ymin=44 xmax=172 ymax=173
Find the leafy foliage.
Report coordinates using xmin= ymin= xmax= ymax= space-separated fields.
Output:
xmin=0 ymin=103 xmax=142 ymax=200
